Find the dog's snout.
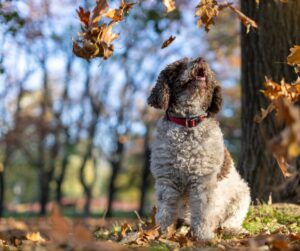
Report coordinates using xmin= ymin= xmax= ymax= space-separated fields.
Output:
xmin=194 ymin=57 xmax=205 ymax=64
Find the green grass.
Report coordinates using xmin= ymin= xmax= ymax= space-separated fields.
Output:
xmin=243 ymin=204 xmax=300 ymax=234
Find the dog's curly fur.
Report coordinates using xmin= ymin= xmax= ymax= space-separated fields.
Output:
xmin=148 ymin=57 xmax=250 ymax=240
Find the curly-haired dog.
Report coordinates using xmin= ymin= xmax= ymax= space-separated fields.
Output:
xmin=148 ymin=57 xmax=250 ymax=240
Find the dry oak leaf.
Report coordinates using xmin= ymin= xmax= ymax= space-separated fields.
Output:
xmin=228 ymin=5 xmax=258 ymax=33
xmin=161 ymin=35 xmax=176 ymax=49
xmin=105 ymin=0 xmax=136 ymax=22
xmin=26 ymin=232 xmax=46 ymax=243
xmin=195 ymin=0 xmax=220 ymax=32
xmin=162 ymin=0 xmax=176 ymax=13
xmin=287 ymin=45 xmax=300 ymax=66
xmin=91 ymin=0 xmax=109 ymax=24
xmin=76 ymin=7 xmax=90 ymax=27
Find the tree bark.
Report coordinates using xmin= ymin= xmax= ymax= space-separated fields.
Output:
xmin=106 ymin=140 xmax=124 ymax=217
xmin=138 ymin=124 xmax=151 ymax=216
xmin=240 ymin=0 xmax=300 ymax=202
xmin=0 ymin=170 xmax=4 ymax=217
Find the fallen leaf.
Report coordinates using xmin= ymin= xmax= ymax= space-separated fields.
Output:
xmin=270 ymin=239 xmax=289 ymax=250
xmin=162 ymin=0 xmax=176 ymax=13
xmin=26 ymin=232 xmax=46 ymax=243
xmin=161 ymin=35 xmax=176 ymax=49
xmin=50 ymin=204 xmax=71 ymax=243
xmin=74 ymin=225 xmax=94 ymax=243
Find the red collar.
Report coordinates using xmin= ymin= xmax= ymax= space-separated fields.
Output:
xmin=166 ymin=112 xmax=206 ymax=128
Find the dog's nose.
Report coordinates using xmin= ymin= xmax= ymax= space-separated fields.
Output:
xmin=194 ymin=57 xmax=205 ymax=63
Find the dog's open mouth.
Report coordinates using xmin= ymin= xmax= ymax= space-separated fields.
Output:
xmin=195 ymin=68 xmax=206 ymax=81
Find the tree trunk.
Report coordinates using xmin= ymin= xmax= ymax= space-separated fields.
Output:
xmin=55 ymin=147 xmax=70 ymax=205
xmin=106 ymin=140 xmax=124 ymax=217
xmin=138 ymin=125 xmax=151 ymax=216
xmin=240 ymin=0 xmax=300 ymax=202
xmin=0 ymin=171 xmax=4 ymax=217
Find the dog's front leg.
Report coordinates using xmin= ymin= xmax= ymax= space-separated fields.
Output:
xmin=189 ymin=176 xmax=217 ymax=240
xmin=155 ymin=181 xmax=181 ymax=231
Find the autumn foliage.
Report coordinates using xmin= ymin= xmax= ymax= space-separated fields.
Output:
xmin=255 ymin=46 xmax=300 ymax=177
xmin=73 ymin=0 xmax=257 ymax=59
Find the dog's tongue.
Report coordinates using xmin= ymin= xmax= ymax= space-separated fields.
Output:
xmin=196 ymin=76 xmax=206 ymax=81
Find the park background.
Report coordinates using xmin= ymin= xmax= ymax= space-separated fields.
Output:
xmin=0 ymin=0 xmax=299 ymax=221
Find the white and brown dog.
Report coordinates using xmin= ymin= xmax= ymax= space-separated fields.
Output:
xmin=148 ymin=57 xmax=250 ymax=240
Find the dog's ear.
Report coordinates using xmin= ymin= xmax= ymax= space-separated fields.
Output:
xmin=207 ymin=85 xmax=223 ymax=116
xmin=147 ymin=72 xmax=170 ymax=110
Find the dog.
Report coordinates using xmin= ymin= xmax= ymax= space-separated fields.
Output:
xmin=147 ymin=57 xmax=250 ymax=240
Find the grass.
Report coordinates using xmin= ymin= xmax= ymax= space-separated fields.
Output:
xmin=0 ymin=204 xmax=299 ymax=250
xmin=243 ymin=203 xmax=300 ymax=234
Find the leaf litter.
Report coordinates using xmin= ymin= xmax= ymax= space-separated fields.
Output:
xmin=0 ymin=205 xmax=300 ymax=250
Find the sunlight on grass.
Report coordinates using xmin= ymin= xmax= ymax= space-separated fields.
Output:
xmin=243 ymin=204 xmax=300 ymax=234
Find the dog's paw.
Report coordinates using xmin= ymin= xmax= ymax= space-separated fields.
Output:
xmin=223 ymin=227 xmax=249 ymax=236
xmin=191 ymin=226 xmax=215 ymax=241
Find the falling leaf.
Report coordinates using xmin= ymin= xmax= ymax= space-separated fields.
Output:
xmin=162 ymin=0 xmax=176 ymax=13
xmin=120 ymin=0 xmax=136 ymax=14
xmin=91 ymin=0 xmax=109 ymax=24
xmin=287 ymin=45 xmax=300 ymax=66
xmin=105 ymin=1 xmax=136 ymax=22
xmin=195 ymin=0 xmax=220 ymax=32
xmin=105 ymin=9 xmax=123 ymax=22
xmin=76 ymin=7 xmax=90 ymax=27
xmin=254 ymin=103 xmax=276 ymax=123
xmin=161 ymin=35 xmax=176 ymax=49
xmin=73 ymin=0 xmax=132 ymax=60
xmin=288 ymin=141 xmax=300 ymax=158
xmin=229 ymin=5 xmax=258 ymax=33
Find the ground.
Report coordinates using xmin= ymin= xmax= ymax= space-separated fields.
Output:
xmin=0 ymin=203 xmax=299 ymax=250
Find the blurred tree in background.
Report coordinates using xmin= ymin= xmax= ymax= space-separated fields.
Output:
xmin=0 ymin=0 xmax=242 ymax=217
xmin=240 ymin=0 xmax=300 ymax=203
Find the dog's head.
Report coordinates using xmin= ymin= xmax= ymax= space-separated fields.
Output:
xmin=147 ymin=57 xmax=223 ymax=117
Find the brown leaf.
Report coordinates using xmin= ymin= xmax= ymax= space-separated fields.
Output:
xmin=287 ymin=45 xmax=300 ymax=66
xmin=50 ymin=204 xmax=71 ymax=242
xmin=120 ymin=0 xmax=136 ymax=14
xmin=161 ymin=35 xmax=176 ymax=49
xmin=270 ymin=239 xmax=289 ymax=250
xmin=91 ymin=0 xmax=109 ymax=25
xmin=254 ymin=103 xmax=276 ymax=123
xmin=73 ymin=225 xmax=94 ymax=244
xmin=195 ymin=0 xmax=220 ymax=32
xmin=76 ymin=7 xmax=90 ymax=27
xmin=229 ymin=5 xmax=258 ymax=33
xmin=104 ymin=1 xmax=135 ymax=22
xmin=162 ymin=0 xmax=176 ymax=13
xmin=26 ymin=232 xmax=46 ymax=243
xmin=149 ymin=206 xmax=157 ymax=226
xmin=105 ymin=9 xmax=123 ymax=22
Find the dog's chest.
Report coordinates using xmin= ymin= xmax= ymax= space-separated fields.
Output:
xmin=154 ymin=120 xmax=211 ymax=172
